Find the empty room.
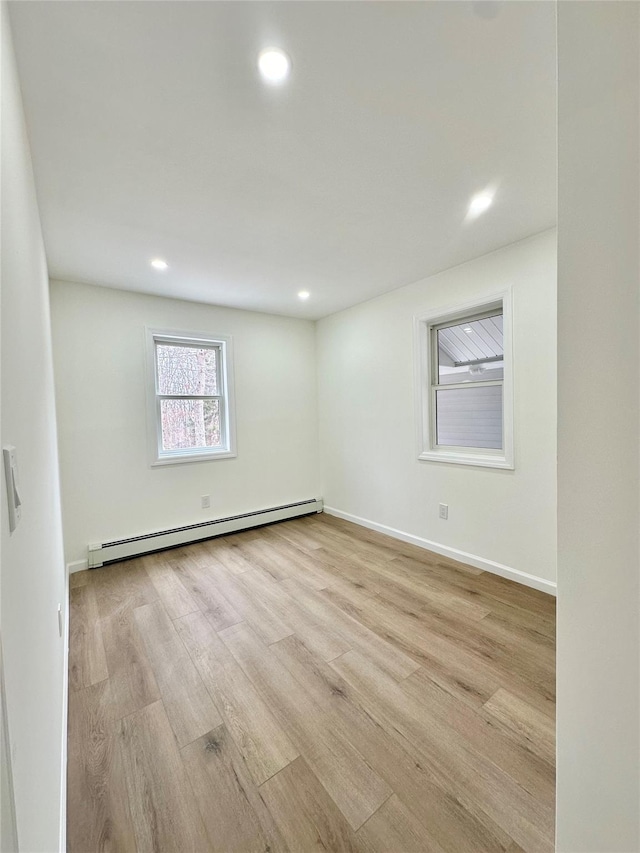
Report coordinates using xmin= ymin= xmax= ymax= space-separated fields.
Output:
xmin=1 ymin=2 xmax=639 ymax=853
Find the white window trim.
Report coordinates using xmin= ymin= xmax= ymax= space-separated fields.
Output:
xmin=414 ymin=290 xmax=514 ymax=469
xmin=145 ymin=327 xmax=237 ymax=466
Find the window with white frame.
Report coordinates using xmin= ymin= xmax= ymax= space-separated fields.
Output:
xmin=415 ymin=294 xmax=513 ymax=468
xmin=146 ymin=329 xmax=236 ymax=465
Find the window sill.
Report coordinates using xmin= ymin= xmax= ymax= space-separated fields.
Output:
xmin=151 ymin=449 xmax=237 ymax=467
xmin=418 ymin=449 xmax=514 ymax=470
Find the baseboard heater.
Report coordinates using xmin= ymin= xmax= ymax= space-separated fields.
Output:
xmin=88 ymin=498 xmax=323 ymax=568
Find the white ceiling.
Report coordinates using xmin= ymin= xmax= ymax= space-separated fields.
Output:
xmin=9 ymin=1 xmax=556 ymax=320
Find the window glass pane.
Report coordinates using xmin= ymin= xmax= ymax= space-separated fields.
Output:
xmin=156 ymin=343 xmax=218 ymax=395
xmin=160 ymin=399 xmax=222 ymax=451
xmin=436 ymin=385 xmax=502 ymax=449
xmin=437 ymin=314 xmax=503 ymax=384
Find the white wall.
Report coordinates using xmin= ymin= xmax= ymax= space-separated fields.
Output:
xmin=317 ymin=230 xmax=557 ymax=590
xmin=1 ymin=4 xmax=67 ymax=851
xmin=50 ymin=280 xmax=320 ymax=567
xmin=556 ymin=3 xmax=640 ymax=851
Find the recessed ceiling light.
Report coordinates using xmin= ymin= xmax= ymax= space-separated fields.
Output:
xmin=463 ymin=326 xmax=473 ymax=334
xmin=298 ymin=291 xmax=310 ymax=300
xmin=258 ymin=48 xmax=291 ymax=84
xmin=467 ymin=191 xmax=494 ymax=219
xmin=150 ymin=258 xmax=168 ymax=271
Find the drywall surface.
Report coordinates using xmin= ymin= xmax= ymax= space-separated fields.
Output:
xmin=317 ymin=230 xmax=557 ymax=588
xmin=1 ymin=4 xmax=67 ymax=850
xmin=50 ymin=281 xmax=320 ymax=566
xmin=556 ymin=2 xmax=640 ymax=851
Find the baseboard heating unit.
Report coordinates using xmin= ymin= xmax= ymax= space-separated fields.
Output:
xmin=88 ymin=498 xmax=323 ymax=568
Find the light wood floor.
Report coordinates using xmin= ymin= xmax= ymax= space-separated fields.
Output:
xmin=68 ymin=513 xmax=555 ymax=853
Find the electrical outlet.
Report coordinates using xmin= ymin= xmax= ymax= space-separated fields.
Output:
xmin=201 ymin=495 xmax=211 ymax=509
xmin=439 ymin=503 xmax=448 ymax=520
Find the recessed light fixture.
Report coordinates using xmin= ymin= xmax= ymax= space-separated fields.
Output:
xmin=467 ymin=190 xmax=494 ymax=219
xmin=258 ymin=48 xmax=291 ymax=84
xmin=298 ymin=291 xmax=310 ymax=300
xmin=463 ymin=326 xmax=473 ymax=334
xmin=150 ymin=258 xmax=168 ymax=271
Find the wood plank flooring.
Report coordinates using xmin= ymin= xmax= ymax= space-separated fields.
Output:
xmin=67 ymin=513 xmax=555 ymax=853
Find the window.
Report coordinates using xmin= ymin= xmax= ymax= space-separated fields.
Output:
xmin=146 ymin=329 xmax=236 ymax=465
xmin=415 ymin=293 xmax=513 ymax=468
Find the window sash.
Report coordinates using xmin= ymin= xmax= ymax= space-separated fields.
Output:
xmin=414 ymin=292 xmax=513 ymax=469
xmin=431 ymin=311 xmax=503 ymax=386
xmin=147 ymin=329 xmax=235 ymax=464
xmin=156 ymin=394 xmax=223 ymax=401
xmin=431 ymin=379 xmax=503 ymax=393
xmin=156 ymin=397 xmax=227 ymax=455
xmin=154 ymin=339 xmax=222 ymax=398
xmin=429 ymin=308 xmax=505 ymax=451
xmin=431 ymin=384 xmax=504 ymax=452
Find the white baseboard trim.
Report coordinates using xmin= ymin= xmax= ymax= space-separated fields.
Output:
xmin=323 ymin=506 xmax=557 ymax=596
xmin=67 ymin=559 xmax=88 ymax=574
